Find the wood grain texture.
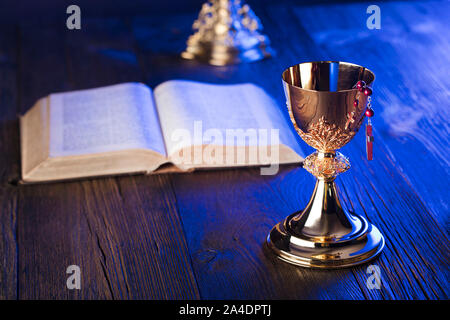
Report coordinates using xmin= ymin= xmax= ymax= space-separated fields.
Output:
xmin=168 ymin=168 xmax=367 ymax=299
xmin=0 ymin=27 xmax=19 ymax=300
xmin=133 ymin=1 xmax=449 ymax=299
xmin=15 ymin=19 xmax=199 ymax=299
xmin=289 ymin=1 xmax=449 ymax=299
xmin=292 ymin=0 xmax=450 ymax=229
xmin=0 ymin=0 xmax=447 ymax=299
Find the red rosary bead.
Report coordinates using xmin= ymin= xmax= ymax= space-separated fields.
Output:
xmin=365 ymin=108 xmax=374 ymax=117
xmin=364 ymin=87 xmax=373 ymax=96
xmin=356 ymin=80 xmax=366 ymax=90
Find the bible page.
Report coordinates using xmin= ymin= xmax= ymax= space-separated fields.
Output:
xmin=48 ymin=83 xmax=166 ymax=158
xmin=153 ymin=80 xmax=303 ymax=168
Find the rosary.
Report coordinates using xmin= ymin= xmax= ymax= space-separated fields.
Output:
xmin=355 ymin=80 xmax=374 ymax=161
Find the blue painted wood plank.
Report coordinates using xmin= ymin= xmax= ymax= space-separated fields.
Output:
xmin=16 ymin=19 xmax=200 ymax=299
xmin=293 ymin=0 xmax=450 ymax=229
xmin=0 ymin=27 xmax=19 ymax=300
xmin=159 ymin=1 xmax=449 ymax=299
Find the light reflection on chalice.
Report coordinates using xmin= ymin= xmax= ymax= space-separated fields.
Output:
xmin=267 ymin=61 xmax=384 ymax=268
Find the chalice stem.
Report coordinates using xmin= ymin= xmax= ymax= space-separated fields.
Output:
xmin=289 ymin=177 xmax=356 ymax=241
xmin=289 ymin=152 xmax=357 ymax=241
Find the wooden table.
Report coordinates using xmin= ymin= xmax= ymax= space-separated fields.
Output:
xmin=0 ymin=0 xmax=448 ymax=299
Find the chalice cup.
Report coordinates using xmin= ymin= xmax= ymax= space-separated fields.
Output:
xmin=267 ymin=61 xmax=384 ymax=268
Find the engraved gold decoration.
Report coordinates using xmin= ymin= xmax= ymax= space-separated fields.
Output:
xmin=181 ymin=0 xmax=273 ymax=66
xmin=303 ymin=151 xmax=350 ymax=180
xmin=293 ymin=115 xmax=356 ymax=152
xmin=267 ymin=61 xmax=385 ymax=269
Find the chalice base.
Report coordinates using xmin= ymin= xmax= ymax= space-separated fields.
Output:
xmin=181 ymin=40 xmax=272 ymax=66
xmin=266 ymin=179 xmax=384 ymax=269
xmin=267 ymin=213 xmax=384 ymax=269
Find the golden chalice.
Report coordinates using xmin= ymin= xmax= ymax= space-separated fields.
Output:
xmin=267 ymin=61 xmax=384 ymax=268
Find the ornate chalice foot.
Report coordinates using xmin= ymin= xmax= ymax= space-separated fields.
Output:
xmin=267 ymin=62 xmax=385 ymax=269
xmin=181 ymin=0 xmax=273 ymax=66
xmin=268 ymin=152 xmax=384 ymax=268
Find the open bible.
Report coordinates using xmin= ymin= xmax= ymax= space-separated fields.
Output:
xmin=20 ymin=81 xmax=304 ymax=183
